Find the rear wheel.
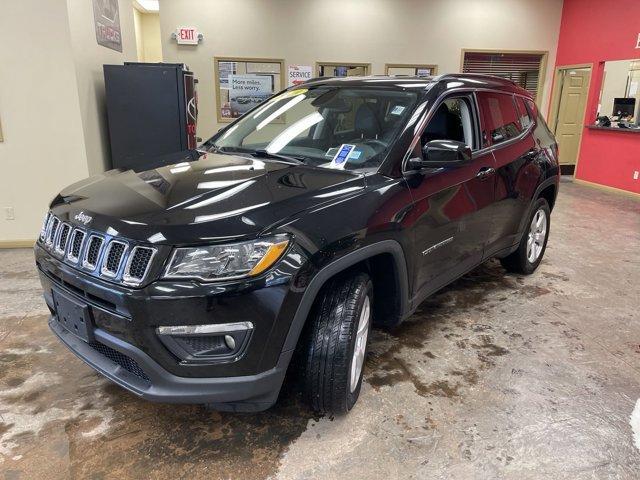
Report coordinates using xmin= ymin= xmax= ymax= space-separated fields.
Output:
xmin=500 ymin=198 xmax=550 ymax=274
xmin=301 ymin=272 xmax=373 ymax=414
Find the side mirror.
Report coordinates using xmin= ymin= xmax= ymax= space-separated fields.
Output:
xmin=407 ymin=140 xmax=472 ymax=170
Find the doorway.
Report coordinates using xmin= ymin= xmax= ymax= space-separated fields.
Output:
xmin=549 ymin=65 xmax=592 ymax=175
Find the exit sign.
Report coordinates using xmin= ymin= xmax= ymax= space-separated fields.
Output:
xmin=174 ymin=26 xmax=201 ymax=45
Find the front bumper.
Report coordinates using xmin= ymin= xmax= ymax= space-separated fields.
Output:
xmin=49 ymin=317 xmax=291 ymax=410
xmin=35 ymin=242 xmax=309 ymax=409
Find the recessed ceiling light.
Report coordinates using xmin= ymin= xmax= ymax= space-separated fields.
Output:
xmin=135 ymin=0 xmax=159 ymax=12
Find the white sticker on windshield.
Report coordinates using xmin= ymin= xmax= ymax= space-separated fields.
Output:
xmin=330 ymin=144 xmax=356 ymax=169
xmin=349 ymin=150 xmax=362 ymax=160
xmin=391 ymin=105 xmax=406 ymax=115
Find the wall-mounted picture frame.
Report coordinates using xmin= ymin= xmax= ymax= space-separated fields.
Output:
xmin=316 ymin=62 xmax=371 ymax=77
xmin=214 ymin=57 xmax=285 ymax=123
xmin=92 ymin=0 xmax=123 ymax=52
xmin=385 ymin=63 xmax=438 ymax=76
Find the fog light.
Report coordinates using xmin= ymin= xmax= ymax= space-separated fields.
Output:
xmin=224 ymin=335 xmax=236 ymax=350
xmin=156 ymin=321 xmax=253 ymax=364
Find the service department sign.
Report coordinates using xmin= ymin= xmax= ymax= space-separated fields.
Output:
xmin=288 ymin=65 xmax=313 ymax=87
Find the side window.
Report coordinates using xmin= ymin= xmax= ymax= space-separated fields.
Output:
xmin=515 ymin=96 xmax=533 ymax=130
xmin=477 ymin=92 xmax=521 ymax=145
xmin=421 ymin=97 xmax=475 ymax=150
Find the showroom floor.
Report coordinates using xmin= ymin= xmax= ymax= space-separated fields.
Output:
xmin=0 ymin=179 xmax=639 ymax=480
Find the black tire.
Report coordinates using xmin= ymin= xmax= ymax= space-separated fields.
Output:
xmin=500 ymin=197 xmax=551 ymax=274
xmin=302 ymin=272 xmax=373 ymax=415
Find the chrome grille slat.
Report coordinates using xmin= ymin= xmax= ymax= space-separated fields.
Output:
xmin=67 ymin=229 xmax=86 ymax=263
xmin=40 ymin=213 xmax=51 ymax=242
xmin=54 ymin=223 xmax=71 ymax=256
xmin=82 ymin=235 xmax=104 ymax=270
xmin=46 ymin=217 xmax=60 ymax=248
xmin=123 ymin=246 xmax=156 ymax=285
xmin=101 ymin=240 xmax=128 ymax=278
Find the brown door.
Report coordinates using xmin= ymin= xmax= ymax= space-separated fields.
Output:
xmin=553 ymin=68 xmax=591 ymax=165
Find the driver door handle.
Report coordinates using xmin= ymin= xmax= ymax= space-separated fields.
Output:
xmin=476 ymin=167 xmax=496 ymax=180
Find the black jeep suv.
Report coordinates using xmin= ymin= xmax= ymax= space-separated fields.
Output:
xmin=35 ymin=74 xmax=559 ymax=414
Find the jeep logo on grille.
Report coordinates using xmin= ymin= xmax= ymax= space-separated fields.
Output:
xmin=74 ymin=211 xmax=93 ymax=225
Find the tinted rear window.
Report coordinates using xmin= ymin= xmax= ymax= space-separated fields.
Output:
xmin=477 ymin=92 xmax=521 ymax=145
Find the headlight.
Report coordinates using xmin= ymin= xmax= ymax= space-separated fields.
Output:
xmin=163 ymin=235 xmax=289 ymax=281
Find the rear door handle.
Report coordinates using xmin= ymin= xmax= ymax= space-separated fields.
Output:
xmin=476 ymin=167 xmax=496 ymax=180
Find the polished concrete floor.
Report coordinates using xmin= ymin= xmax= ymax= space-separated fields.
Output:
xmin=1 ymin=180 xmax=639 ymax=479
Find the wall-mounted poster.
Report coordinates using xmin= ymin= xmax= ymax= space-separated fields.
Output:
xmin=228 ymin=75 xmax=272 ymax=117
xmin=218 ymin=61 xmax=236 ymax=88
xmin=92 ymin=0 xmax=122 ymax=52
xmin=214 ymin=57 xmax=284 ymax=122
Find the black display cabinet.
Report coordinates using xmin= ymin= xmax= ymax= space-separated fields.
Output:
xmin=104 ymin=62 xmax=198 ymax=171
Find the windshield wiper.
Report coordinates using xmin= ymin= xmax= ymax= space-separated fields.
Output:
xmin=206 ymin=145 xmax=306 ymax=165
xmin=249 ymin=149 xmax=306 ymax=165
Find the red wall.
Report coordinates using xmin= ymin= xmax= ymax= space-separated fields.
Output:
xmin=554 ymin=0 xmax=640 ymax=194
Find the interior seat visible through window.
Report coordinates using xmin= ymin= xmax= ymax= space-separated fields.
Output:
xmin=352 ymin=103 xmax=382 ymax=140
xmin=421 ymin=98 xmax=474 ymax=148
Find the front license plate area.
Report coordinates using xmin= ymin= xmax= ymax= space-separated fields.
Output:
xmin=52 ymin=288 xmax=94 ymax=343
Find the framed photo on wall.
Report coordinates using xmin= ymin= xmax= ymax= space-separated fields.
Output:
xmin=214 ymin=57 xmax=285 ymax=123
xmin=385 ymin=63 xmax=438 ymax=77
xmin=316 ymin=62 xmax=371 ymax=77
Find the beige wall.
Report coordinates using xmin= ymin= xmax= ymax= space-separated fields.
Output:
xmin=141 ymin=12 xmax=163 ymax=62
xmin=134 ymin=9 xmax=163 ymax=62
xmin=66 ymin=0 xmax=138 ymax=175
xmin=0 ymin=0 xmax=138 ymax=243
xmin=0 ymin=0 xmax=89 ymax=243
xmin=134 ymin=7 xmax=145 ymax=60
xmin=159 ymin=0 xmax=563 ymax=140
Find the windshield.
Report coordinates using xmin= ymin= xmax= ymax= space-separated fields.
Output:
xmin=204 ymin=86 xmax=418 ymax=171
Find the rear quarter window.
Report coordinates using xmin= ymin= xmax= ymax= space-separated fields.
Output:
xmin=515 ymin=96 xmax=534 ymax=130
xmin=477 ymin=92 xmax=521 ymax=145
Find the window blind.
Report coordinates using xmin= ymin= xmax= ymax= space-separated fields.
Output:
xmin=462 ymin=52 xmax=544 ymax=100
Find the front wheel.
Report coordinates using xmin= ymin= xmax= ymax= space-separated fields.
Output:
xmin=500 ymin=198 xmax=550 ymax=274
xmin=301 ymin=272 xmax=373 ymax=415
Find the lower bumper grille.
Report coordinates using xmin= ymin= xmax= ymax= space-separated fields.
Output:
xmin=89 ymin=341 xmax=150 ymax=382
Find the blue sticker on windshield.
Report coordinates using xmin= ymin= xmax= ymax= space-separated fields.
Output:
xmin=330 ymin=144 xmax=356 ymax=169
xmin=349 ymin=150 xmax=362 ymax=160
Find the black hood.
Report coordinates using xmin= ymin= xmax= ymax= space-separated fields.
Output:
xmin=50 ymin=152 xmax=365 ymax=245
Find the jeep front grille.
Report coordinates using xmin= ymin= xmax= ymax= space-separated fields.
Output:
xmin=39 ymin=213 xmax=157 ymax=286
xmin=101 ymin=241 xmax=127 ymax=277
xmin=82 ymin=235 xmax=104 ymax=270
